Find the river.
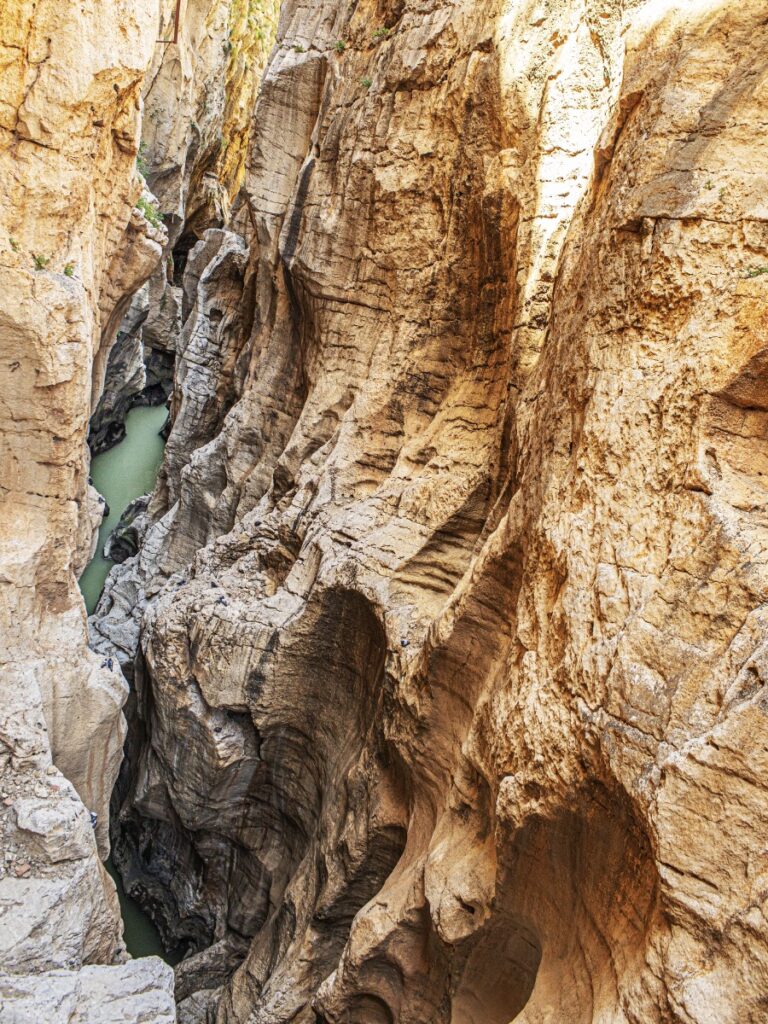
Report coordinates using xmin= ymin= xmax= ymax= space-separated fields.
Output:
xmin=79 ymin=404 xmax=167 ymax=614
xmin=79 ymin=403 xmax=178 ymax=962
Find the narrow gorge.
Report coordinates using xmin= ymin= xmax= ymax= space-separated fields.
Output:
xmin=2 ymin=1 xmax=768 ymax=1022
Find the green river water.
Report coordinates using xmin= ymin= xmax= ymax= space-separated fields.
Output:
xmin=79 ymin=404 xmax=167 ymax=614
xmin=79 ymin=403 xmax=178 ymax=962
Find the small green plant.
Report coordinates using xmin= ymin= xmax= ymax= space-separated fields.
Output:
xmin=704 ymin=179 xmax=713 ymax=190
xmin=292 ymin=43 xmax=305 ymax=52
xmin=372 ymin=26 xmax=390 ymax=41
xmin=9 ymin=237 xmax=19 ymax=252
xmin=719 ymin=188 xmax=727 ymax=202
xmin=361 ymin=76 xmax=373 ymax=89
xmin=745 ymin=265 xmax=768 ymax=279
xmin=335 ymin=39 xmax=346 ymax=53
xmin=136 ymin=195 xmax=163 ymax=231
xmin=136 ymin=141 xmax=148 ymax=177
xmin=32 ymin=254 xmax=49 ymax=270
xmin=64 ymin=262 xmax=75 ymax=278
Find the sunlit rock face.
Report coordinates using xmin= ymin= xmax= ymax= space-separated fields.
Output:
xmin=0 ymin=0 xmax=162 ymax=956
xmin=95 ymin=0 xmax=768 ymax=1021
xmin=0 ymin=959 xmax=176 ymax=1023
xmin=0 ymin=0 xmax=180 ymax=1015
xmin=0 ymin=0 xmax=277 ymax=1012
xmin=142 ymin=0 xmax=280 ymax=243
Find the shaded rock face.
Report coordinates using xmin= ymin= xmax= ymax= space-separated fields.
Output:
xmin=93 ymin=0 xmax=768 ymax=1022
xmin=88 ymin=279 xmax=176 ymax=457
xmin=89 ymin=287 xmax=153 ymax=456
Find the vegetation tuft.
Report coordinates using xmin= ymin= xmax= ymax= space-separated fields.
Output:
xmin=136 ymin=195 xmax=164 ymax=231
xmin=136 ymin=141 xmax=149 ymax=177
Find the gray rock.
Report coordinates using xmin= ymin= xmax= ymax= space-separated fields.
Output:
xmin=89 ymin=288 xmax=150 ymax=455
xmin=0 ymin=959 xmax=176 ymax=1023
xmin=177 ymin=986 xmax=221 ymax=1024
xmin=104 ymin=496 xmax=152 ymax=565
xmin=14 ymin=797 xmax=93 ymax=863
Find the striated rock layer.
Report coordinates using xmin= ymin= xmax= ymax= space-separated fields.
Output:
xmin=0 ymin=0 xmax=165 ymax=983
xmin=91 ymin=0 xmax=768 ymax=1021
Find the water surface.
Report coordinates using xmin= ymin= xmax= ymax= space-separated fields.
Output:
xmin=79 ymin=404 xmax=167 ymax=614
xmin=104 ymin=857 xmax=183 ymax=961
xmin=79 ymin=403 xmax=176 ymax=961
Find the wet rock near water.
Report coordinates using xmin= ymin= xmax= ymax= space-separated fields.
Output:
xmin=89 ymin=283 xmax=175 ymax=458
xmin=89 ymin=287 xmax=150 ymax=455
xmin=105 ymin=496 xmax=152 ymax=565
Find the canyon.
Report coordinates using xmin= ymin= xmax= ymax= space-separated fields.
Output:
xmin=2 ymin=0 xmax=768 ymax=1022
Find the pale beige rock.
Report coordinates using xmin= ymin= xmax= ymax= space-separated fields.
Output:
xmin=0 ymin=0 xmax=167 ymax=998
xmin=0 ymin=0 xmax=278 ymax=1011
xmin=0 ymin=958 xmax=176 ymax=1023
xmin=0 ymin=0 xmax=163 ymax=855
xmin=142 ymin=0 xmax=278 ymax=239
xmin=0 ymin=767 xmax=124 ymax=973
xmin=15 ymin=795 xmax=94 ymax=863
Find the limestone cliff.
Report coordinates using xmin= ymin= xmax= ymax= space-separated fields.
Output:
xmin=89 ymin=0 xmax=768 ymax=1022
xmin=0 ymin=0 xmax=163 ymax=977
xmin=0 ymin=0 xmax=273 ymax=1013
xmin=5 ymin=0 xmax=768 ymax=1022
xmin=87 ymin=0 xmax=280 ymax=458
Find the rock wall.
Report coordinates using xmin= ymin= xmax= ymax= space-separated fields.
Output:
xmin=143 ymin=0 xmax=280 ymax=241
xmin=5 ymin=0 xmax=768 ymax=1020
xmin=0 ymin=0 xmax=163 ymax=966
xmin=0 ymin=0 xmax=280 ymax=983
xmin=0 ymin=958 xmax=176 ymax=1023
xmin=85 ymin=0 xmax=280 ymax=460
xmin=89 ymin=287 xmax=154 ymax=455
xmin=91 ymin=0 xmax=768 ymax=1022
xmin=0 ymin=0 xmax=179 ymax=1014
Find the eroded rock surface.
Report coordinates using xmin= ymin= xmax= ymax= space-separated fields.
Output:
xmin=0 ymin=958 xmax=176 ymax=1024
xmin=89 ymin=288 xmax=153 ymax=456
xmin=0 ymin=0 xmax=163 ymax=914
xmin=4 ymin=0 xmax=768 ymax=1020
xmin=93 ymin=1 xmax=768 ymax=1022
xmin=0 ymin=0 xmax=171 ymax=1012
xmin=143 ymin=0 xmax=279 ymax=244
